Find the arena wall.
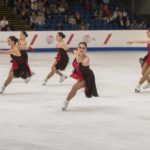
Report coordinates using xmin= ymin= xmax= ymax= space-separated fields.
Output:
xmin=0 ymin=30 xmax=148 ymax=51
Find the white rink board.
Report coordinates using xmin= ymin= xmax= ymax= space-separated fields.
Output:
xmin=0 ymin=30 xmax=148 ymax=49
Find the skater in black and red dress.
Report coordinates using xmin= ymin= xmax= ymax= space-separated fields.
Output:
xmin=62 ymin=42 xmax=99 ymax=110
xmin=18 ymin=31 xmax=34 ymax=83
xmin=43 ymin=32 xmax=69 ymax=85
xmin=0 ymin=36 xmax=32 ymax=93
xmin=127 ymin=29 xmax=150 ymax=92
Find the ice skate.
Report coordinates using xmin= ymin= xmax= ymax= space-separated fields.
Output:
xmin=62 ymin=100 xmax=69 ymax=111
xmin=135 ymin=84 xmax=141 ymax=93
xmin=59 ymin=75 xmax=67 ymax=83
xmin=0 ymin=86 xmax=5 ymax=94
xmin=43 ymin=78 xmax=48 ymax=86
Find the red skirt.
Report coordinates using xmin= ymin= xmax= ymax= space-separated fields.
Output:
xmin=146 ymin=54 xmax=150 ymax=66
xmin=71 ymin=73 xmax=84 ymax=81
xmin=11 ymin=60 xmax=18 ymax=70
xmin=56 ymin=53 xmax=61 ymax=62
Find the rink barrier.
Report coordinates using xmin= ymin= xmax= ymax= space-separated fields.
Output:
xmin=0 ymin=30 xmax=148 ymax=51
xmin=1 ymin=47 xmax=147 ymax=52
xmin=32 ymin=47 xmax=147 ymax=52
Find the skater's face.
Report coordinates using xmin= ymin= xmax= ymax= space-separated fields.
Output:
xmin=146 ymin=30 xmax=150 ymax=38
xmin=77 ymin=43 xmax=87 ymax=56
xmin=56 ymin=34 xmax=62 ymax=42
xmin=7 ymin=38 xmax=15 ymax=46
xmin=20 ymin=32 xmax=26 ymax=40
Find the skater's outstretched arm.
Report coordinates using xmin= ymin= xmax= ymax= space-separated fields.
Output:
xmin=0 ymin=48 xmax=17 ymax=55
xmin=127 ymin=40 xmax=150 ymax=44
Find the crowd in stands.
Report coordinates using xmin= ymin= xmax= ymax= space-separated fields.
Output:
xmin=3 ymin=0 xmax=149 ymax=30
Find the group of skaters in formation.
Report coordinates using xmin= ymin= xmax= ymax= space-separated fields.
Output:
xmin=0 ymin=31 xmax=98 ymax=110
xmin=0 ymin=29 xmax=150 ymax=110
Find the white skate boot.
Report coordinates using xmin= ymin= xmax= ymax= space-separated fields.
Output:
xmin=0 ymin=86 xmax=5 ymax=94
xmin=24 ymin=77 xmax=31 ymax=84
xmin=43 ymin=78 xmax=48 ymax=86
xmin=135 ymin=84 xmax=141 ymax=93
xmin=59 ymin=75 xmax=67 ymax=83
xmin=62 ymin=100 xmax=69 ymax=111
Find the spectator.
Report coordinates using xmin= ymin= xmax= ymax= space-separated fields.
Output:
xmin=13 ymin=0 xmax=22 ymax=16
xmin=45 ymin=5 xmax=52 ymax=20
xmin=58 ymin=3 xmax=66 ymax=13
xmin=68 ymin=15 xmax=76 ymax=25
xmin=31 ymin=0 xmax=39 ymax=13
xmin=130 ymin=20 xmax=138 ymax=29
xmin=38 ymin=0 xmax=46 ymax=14
xmin=0 ymin=16 xmax=9 ymax=30
xmin=63 ymin=15 xmax=69 ymax=24
xmin=137 ymin=21 xmax=147 ymax=29
xmin=79 ymin=21 xmax=87 ymax=30
xmin=75 ymin=12 xmax=82 ymax=24
xmin=126 ymin=16 xmax=131 ymax=28
xmin=55 ymin=22 xmax=63 ymax=30
xmin=30 ymin=12 xmax=37 ymax=29
xmin=35 ymin=12 xmax=45 ymax=25
xmin=21 ymin=3 xmax=30 ymax=23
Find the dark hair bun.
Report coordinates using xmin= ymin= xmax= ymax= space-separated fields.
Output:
xmin=9 ymin=36 xmax=18 ymax=43
xmin=58 ymin=32 xmax=65 ymax=39
xmin=14 ymin=37 xmax=18 ymax=43
xmin=22 ymin=31 xmax=28 ymax=37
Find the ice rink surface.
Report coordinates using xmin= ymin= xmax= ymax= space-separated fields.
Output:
xmin=0 ymin=51 xmax=150 ymax=150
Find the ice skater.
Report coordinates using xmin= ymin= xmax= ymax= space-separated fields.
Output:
xmin=62 ymin=42 xmax=99 ymax=110
xmin=43 ymin=32 xmax=69 ymax=85
xmin=18 ymin=31 xmax=34 ymax=83
xmin=0 ymin=36 xmax=32 ymax=94
xmin=127 ymin=29 xmax=150 ymax=92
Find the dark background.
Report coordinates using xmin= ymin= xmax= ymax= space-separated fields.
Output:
xmin=120 ymin=0 xmax=150 ymax=21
